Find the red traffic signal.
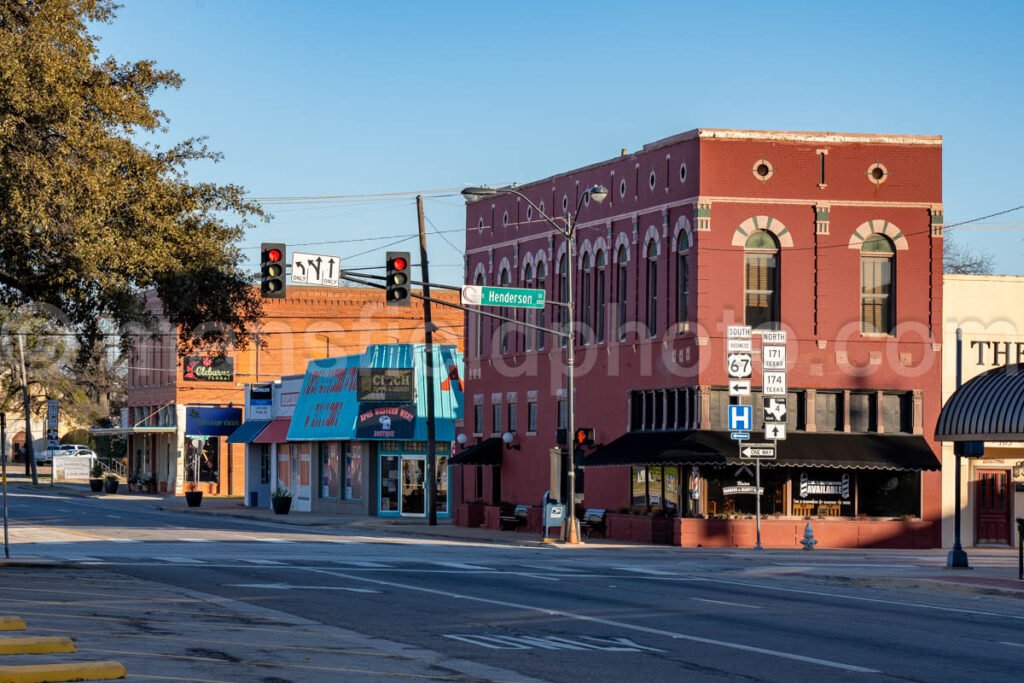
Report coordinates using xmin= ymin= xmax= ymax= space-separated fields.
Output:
xmin=260 ymin=242 xmax=287 ymax=299
xmin=386 ymin=251 xmax=411 ymax=306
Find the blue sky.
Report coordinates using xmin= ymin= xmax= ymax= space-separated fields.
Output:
xmin=96 ymin=0 xmax=1024 ymax=280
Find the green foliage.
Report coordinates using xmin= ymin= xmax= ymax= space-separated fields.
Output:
xmin=0 ymin=0 xmax=266 ymax=358
xmin=272 ymin=485 xmax=292 ymax=499
xmin=90 ymin=460 xmax=104 ymax=478
xmin=60 ymin=429 xmax=96 ymax=449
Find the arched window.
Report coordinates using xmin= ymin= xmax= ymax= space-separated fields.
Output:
xmin=861 ymin=234 xmax=895 ymax=334
xmin=558 ymin=252 xmax=568 ymax=348
xmin=645 ymin=240 xmax=658 ymax=337
xmin=616 ymin=245 xmax=628 ymax=342
xmin=676 ymin=233 xmax=690 ymax=323
xmin=523 ymin=262 xmax=534 ymax=351
xmin=536 ymin=260 xmax=547 ymax=350
xmin=580 ymin=253 xmax=592 ymax=345
xmin=474 ymin=272 xmax=484 ymax=357
xmin=595 ymin=250 xmax=607 ymax=344
xmin=744 ymin=231 xmax=780 ymax=330
xmin=499 ymin=266 xmax=511 ymax=353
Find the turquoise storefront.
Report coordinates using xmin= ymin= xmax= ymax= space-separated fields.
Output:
xmin=286 ymin=344 xmax=464 ymax=518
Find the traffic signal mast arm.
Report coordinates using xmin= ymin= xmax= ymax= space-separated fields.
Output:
xmin=338 ymin=270 xmax=570 ymax=339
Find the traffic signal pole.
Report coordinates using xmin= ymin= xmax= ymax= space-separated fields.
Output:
xmin=416 ymin=195 xmax=439 ymax=527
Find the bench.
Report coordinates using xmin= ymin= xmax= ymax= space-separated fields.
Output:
xmin=579 ymin=508 xmax=607 ymax=539
xmin=499 ymin=505 xmax=529 ymax=531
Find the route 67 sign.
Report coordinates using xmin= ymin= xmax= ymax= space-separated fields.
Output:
xmin=727 ymin=353 xmax=752 ymax=379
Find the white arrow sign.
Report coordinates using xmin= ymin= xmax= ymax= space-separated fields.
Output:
xmin=729 ymin=380 xmax=751 ymax=397
xmin=740 ymin=444 xmax=776 ymax=459
xmin=291 ymin=252 xmax=341 ymax=286
xmin=764 ymin=423 xmax=787 ymax=441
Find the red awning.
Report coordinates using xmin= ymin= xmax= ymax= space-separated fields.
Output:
xmin=252 ymin=417 xmax=292 ymax=444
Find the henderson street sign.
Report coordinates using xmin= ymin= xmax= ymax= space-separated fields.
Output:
xmin=460 ymin=285 xmax=546 ymax=309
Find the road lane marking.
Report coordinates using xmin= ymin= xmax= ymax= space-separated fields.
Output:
xmin=304 ymin=568 xmax=879 ymax=673
xmin=445 ymin=634 xmax=665 ymax=652
xmin=433 ymin=562 xmax=493 ymax=571
xmin=179 ymin=538 xmax=211 ymax=542
xmin=616 ymin=566 xmax=676 ymax=576
xmin=1000 ymin=642 xmax=1024 ymax=648
xmin=104 ymin=514 xmax=122 ymax=519
xmin=242 ymin=559 xmax=286 ymax=565
xmin=693 ymin=576 xmax=1024 ymax=621
xmin=338 ymin=561 xmax=392 ymax=568
xmin=158 ymin=557 xmax=205 ymax=564
xmin=692 ymin=598 xmax=761 ymax=609
xmin=226 ymin=582 xmax=379 ymax=594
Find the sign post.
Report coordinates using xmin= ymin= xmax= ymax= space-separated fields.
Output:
xmin=759 ymin=330 xmax=788 ymax=549
xmin=726 ymin=325 xmax=760 ymax=546
xmin=1 ymin=413 xmax=9 ymax=558
xmin=46 ymin=399 xmax=59 ymax=486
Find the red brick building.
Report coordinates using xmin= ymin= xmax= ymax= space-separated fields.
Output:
xmin=459 ymin=128 xmax=944 ymax=548
xmin=121 ymin=285 xmax=462 ymax=495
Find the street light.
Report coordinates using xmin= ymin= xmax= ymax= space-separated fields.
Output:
xmin=462 ymin=183 xmax=608 ymax=544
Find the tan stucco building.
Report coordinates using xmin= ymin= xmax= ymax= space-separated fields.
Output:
xmin=942 ymin=274 xmax=1024 ymax=547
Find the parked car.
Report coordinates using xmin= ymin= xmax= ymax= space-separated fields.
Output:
xmin=36 ymin=444 xmax=96 ymax=465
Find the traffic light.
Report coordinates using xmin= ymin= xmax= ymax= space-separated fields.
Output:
xmin=386 ymin=251 xmax=411 ymax=306
xmin=260 ymin=242 xmax=286 ymax=299
xmin=574 ymin=427 xmax=595 ymax=448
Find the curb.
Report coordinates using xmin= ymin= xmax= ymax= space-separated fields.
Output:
xmin=0 ymin=660 xmax=126 ymax=683
xmin=0 ymin=560 xmax=76 ymax=570
xmin=0 ymin=637 xmax=75 ymax=655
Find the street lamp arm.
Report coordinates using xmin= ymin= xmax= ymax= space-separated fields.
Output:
xmin=462 ymin=186 xmax=568 ymax=238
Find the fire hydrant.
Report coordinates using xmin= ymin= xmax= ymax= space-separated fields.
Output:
xmin=800 ymin=523 xmax=817 ymax=550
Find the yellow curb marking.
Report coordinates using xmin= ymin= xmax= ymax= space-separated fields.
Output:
xmin=0 ymin=620 xmax=25 ymax=633
xmin=0 ymin=637 xmax=75 ymax=655
xmin=0 ymin=660 xmax=125 ymax=683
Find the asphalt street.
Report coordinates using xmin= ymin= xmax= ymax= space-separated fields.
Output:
xmin=2 ymin=485 xmax=1023 ymax=682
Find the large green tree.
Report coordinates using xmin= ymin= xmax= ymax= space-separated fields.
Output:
xmin=0 ymin=0 xmax=264 ymax=360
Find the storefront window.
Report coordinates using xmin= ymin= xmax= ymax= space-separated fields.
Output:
xmin=435 ymin=455 xmax=449 ymax=515
xmin=276 ymin=444 xmax=291 ymax=491
xmin=706 ymin=467 xmax=786 ymax=517
xmin=629 ymin=466 xmax=681 ymax=515
xmin=380 ymin=455 xmax=399 ymax=512
xmin=320 ymin=442 xmax=341 ymax=499
xmin=791 ymin=469 xmax=852 ymax=517
xmin=185 ymin=438 xmax=219 ymax=483
xmin=631 ymin=467 xmax=647 ymax=507
xmin=345 ymin=443 xmax=364 ymax=501
xmin=857 ymin=471 xmax=920 ymax=518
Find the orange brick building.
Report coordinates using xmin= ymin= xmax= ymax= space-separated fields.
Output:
xmin=122 ymin=285 xmax=462 ymax=494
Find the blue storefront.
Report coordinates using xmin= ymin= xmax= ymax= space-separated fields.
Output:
xmin=284 ymin=344 xmax=464 ymax=518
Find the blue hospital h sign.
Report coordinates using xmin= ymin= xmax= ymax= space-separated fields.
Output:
xmin=728 ymin=404 xmax=752 ymax=432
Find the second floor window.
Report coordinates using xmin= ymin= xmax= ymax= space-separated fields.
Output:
xmin=595 ymin=249 xmax=606 ymax=343
xmin=645 ymin=241 xmax=658 ymax=337
xmin=536 ymin=261 xmax=547 ymax=350
xmin=473 ymin=273 xmax=484 ymax=357
xmin=676 ymin=233 xmax=690 ymax=323
xmin=861 ymin=234 xmax=895 ymax=334
xmin=580 ymin=253 xmax=592 ymax=345
xmin=523 ymin=262 xmax=534 ymax=351
xmin=616 ymin=245 xmax=628 ymax=342
xmin=744 ymin=231 xmax=780 ymax=330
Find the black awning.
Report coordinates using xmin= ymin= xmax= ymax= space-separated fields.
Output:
xmin=584 ymin=430 xmax=940 ymax=471
xmin=936 ymin=363 xmax=1024 ymax=441
xmin=450 ymin=437 xmax=503 ymax=466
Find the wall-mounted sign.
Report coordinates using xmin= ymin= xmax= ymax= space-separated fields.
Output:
xmin=357 ymin=368 xmax=415 ymax=403
xmin=183 ymin=356 xmax=234 ymax=382
xmin=185 ymin=406 xmax=242 ymax=436
xmin=249 ymin=383 xmax=273 ymax=420
xmin=797 ymin=472 xmax=851 ymax=502
xmin=355 ymin=404 xmax=417 ymax=439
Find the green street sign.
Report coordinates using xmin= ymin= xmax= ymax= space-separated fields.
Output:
xmin=460 ymin=285 xmax=546 ymax=309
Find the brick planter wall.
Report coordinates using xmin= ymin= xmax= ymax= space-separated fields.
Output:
xmin=674 ymin=518 xmax=938 ymax=549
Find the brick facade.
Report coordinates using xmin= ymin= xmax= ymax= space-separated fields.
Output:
xmin=462 ymin=128 xmax=943 ymax=544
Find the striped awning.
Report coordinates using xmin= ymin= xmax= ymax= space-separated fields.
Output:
xmin=936 ymin=363 xmax=1024 ymax=441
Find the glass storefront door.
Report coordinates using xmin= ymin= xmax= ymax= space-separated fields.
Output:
xmin=380 ymin=456 xmax=399 ymax=513
xmin=401 ymin=457 xmax=425 ymax=516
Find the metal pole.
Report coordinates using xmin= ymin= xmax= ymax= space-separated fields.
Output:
xmin=948 ymin=327 xmax=969 ymax=568
xmin=2 ymin=412 xmax=10 ymax=558
xmin=18 ymin=334 xmax=38 ymax=485
xmin=565 ymin=214 xmax=579 ymax=544
xmin=755 ymin=455 xmax=763 ymax=550
xmin=417 ymin=195 xmax=438 ymax=526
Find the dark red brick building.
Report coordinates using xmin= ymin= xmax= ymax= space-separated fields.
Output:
xmin=458 ymin=128 xmax=944 ymax=548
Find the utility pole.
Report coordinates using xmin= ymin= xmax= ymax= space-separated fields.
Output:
xmin=2 ymin=412 xmax=10 ymax=558
xmin=417 ymin=195 xmax=438 ymax=526
xmin=18 ymin=334 xmax=38 ymax=485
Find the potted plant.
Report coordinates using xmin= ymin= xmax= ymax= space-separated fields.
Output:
xmin=271 ymin=485 xmax=292 ymax=515
xmin=184 ymin=481 xmax=203 ymax=507
xmin=103 ymin=473 xmax=119 ymax=494
xmin=89 ymin=461 xmax=105 ymax=493
xmin=142 ymin=476 xmax=157 ymax=494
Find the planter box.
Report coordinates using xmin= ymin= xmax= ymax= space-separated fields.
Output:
xmin=526 ymin=506 xmax=543 ymax=534
xmin=605 ymin=513 xmax=675 ymax=545
xmin=606 ymin=513 xmax=635 ymax=542
xmin=483 ymin=505 xmax=502 ymax=530
xmin=272 ymin=496 xmax=292 ymax=515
